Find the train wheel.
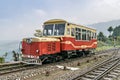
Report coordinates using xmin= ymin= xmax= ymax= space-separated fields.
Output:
xmin=76 ymin=52 xmax=83 ymax=57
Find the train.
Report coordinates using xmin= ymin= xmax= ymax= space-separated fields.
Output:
xmin=21 ymin=19 xmax=97 ymax=65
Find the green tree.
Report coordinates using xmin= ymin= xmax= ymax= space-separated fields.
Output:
xmin=116 ymin=36 xmax=120 ymax=45
xmin=34 ymin=29 xmax=42 ymax=37
xmin=3 ymin=52 xmax=8 ymax=58
xmin=97 ymin=32 xmax=107 ymax=42
xmin=108 ymin=26 xmax=113 ymax=36
xmin=12 ymin=50 xmax=19 ymax=61
xmin=112 ymin=25 xmax=120 ymax=37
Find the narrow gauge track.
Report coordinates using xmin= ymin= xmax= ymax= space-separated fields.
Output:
xmin=0 ymin=48 xmax=117 ymax=75
xmin=72 ymin=48 xmax=120 ymax=80
xmin=0 ymin=48 xmax=117 ymax=79
xmin=0 ymin=63 xmax=39 ymax=75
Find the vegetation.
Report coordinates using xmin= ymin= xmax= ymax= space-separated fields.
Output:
xmin=107 ymin=26 xmax=113 ymax=36
xmin=97 ymin=32 xmax=107 ymax=42
xmin=12 ymin=50 xmax=19 ymax=61
xmin=97 ymin=25 xmax=120 ymax=51
xmin=114 ymin=36 xmax=120 ymax=45
xmin=0 ymin=57 xmax=5 ymax=63
xmin=97 ymin=25 xmax=120 ymax=46
xmin=112 ymin=25 xmax=120 ymax=36
xmin=3 ymin=52 xmax=8 ymax=58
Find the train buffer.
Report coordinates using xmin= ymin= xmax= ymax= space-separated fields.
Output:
xmin=22 ymin=59 xmax=42 ymax=65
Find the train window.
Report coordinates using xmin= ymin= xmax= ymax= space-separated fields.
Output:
xmin=54 ymin=24 xmax=65 ymax=35
xmin=75 ymin=28 xmax=81 ymax=40
xmin=89 ymin=31 xmax=91 ymax=40
xmin=48 ymin=30 xmax=52 ymax=35
xmin=92 ymin=33 xmax=96 ymax=39
xmin=43 ymin=24 xmax=54 ymax=36
xmin=82 ymin=29 xmax=86 ymax=40
xmin=94 ymin=33 xmax=97 ymax=39
xmin=67 ymin=28 xmax=70 ymax=35
xmin=87 ymin=30 xmax=91 ymax=40
xmin=43 ymin=23 xmax=65 ymax=36
xmin=43 ymin=30 xmax=46 ymax=35
xmin=71 ymin=28 xmax=75 ymax=36
xmin=91 ymin=32 xmax=94 ymax=39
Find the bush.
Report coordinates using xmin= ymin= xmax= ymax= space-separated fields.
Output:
xmin=0 ymin=57 xmax=5 ymax=63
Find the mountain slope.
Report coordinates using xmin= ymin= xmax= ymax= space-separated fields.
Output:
xmin=89 ymin=19 xmax=120 ymax=36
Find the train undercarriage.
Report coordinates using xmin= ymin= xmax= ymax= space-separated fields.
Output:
xmin=22 ymin=49 xmax=95 ymax=65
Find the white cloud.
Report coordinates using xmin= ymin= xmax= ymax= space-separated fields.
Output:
xmin=34 ymin=9 xmax=47 ymax=17
xmin=103 ymin=0 xmax=120 ymax=7
xmin=1 ymin=0 xmax=120 ymax=40
xmin=77 ymin=0 xmax=120 ymax=24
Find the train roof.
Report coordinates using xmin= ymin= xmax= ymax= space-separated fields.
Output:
xmin=44 ymin=19 xmax=96 ymax=31
xmin=44 ymin=19 xmax=67 ymax=24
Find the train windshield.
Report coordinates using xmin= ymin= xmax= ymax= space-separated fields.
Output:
xmin=43 ymin=23 xmax=65 ymax=36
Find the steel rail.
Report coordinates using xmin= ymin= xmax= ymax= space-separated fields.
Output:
xmin=72 ymin=48 xmax=120 ymax=80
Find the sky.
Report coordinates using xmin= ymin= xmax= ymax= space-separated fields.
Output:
xmin=0 ymin=0 xmax=120 ymax=40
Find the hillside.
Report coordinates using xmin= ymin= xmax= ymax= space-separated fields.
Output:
xmin=89 ymin=19 xmax=120 ymax=36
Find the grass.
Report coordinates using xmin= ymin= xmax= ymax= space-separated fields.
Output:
xmin=0 ymin=57 xmax=5 ymax=63
xmin=96 ymin=46 xmax=113 ymax=52
xmin=96 ymin=41 xmax=120 ymax=52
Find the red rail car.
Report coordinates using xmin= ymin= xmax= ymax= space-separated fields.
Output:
xmin=21 ymin=19 xmax=97 ymax=65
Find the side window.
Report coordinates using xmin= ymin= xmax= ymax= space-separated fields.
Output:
xmin=89 ymin=31 xmax=91 ymax=40
xmin=91 ymin=32 xmax=94 ymax=39
xmin=93 ymin=33 xmax=96 ymax=39
xmin=87 ymin=30 xmax=91 ymax=40
xmin=95 ymin=33 xmax=97 ymax=39
xmin=71 ymin=28 xmax=75 ymax=36
xmin=82 ymin=29 xmax=86 ymax=40
xmin=75 ymin=28 xmax=81 ymax=40
xmin=67 ymin=28 xmax=70 ymax=35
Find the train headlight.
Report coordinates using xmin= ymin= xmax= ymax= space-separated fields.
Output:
xmin=36 ymin=50 xmax=39 ymax=53
xmin=21 ymin=49 xmax=24 ymax=52
xmin=26 ymin=38 xmax=32 ymax=44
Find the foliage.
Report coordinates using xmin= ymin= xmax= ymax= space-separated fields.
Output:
xmin=97 ymin=32 xmax=107 ymax=42
xmin=107 ymin=26 xmax=113 ymax=36
xmin=105 ymin=39 xmax=113 ymax=45
xmin=34 ymin=29 xmax=42 ymax=37
xmin=112 ymin=25 xmax=120 ymax=36
xmin=115 ymin=36 xmax=120 ymax=45
xmin=12 ymin=50 xmax=19 ymax=61
xmin=97 ymin=41 xmax=108 ymax=47
xmin=2 ymin=52 xmax=8 ymax=58
xmin=0 ymin=57 xmax=5 ymax=63
xmin=96 ymin=41 xmax=120 ymax=52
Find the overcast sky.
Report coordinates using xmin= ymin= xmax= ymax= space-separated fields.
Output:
xmin=0 ymin=0 xmax=120 ymax=40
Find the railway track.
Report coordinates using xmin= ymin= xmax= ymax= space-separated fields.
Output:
xmin=73 ymin=48 xmax=120 ymax=80
xmin=0 ymin=48 xmax=118 ymax=80
xmin=0 ymin=50 xmax=107 ymax=76
xmin=0 ymin=63 xmax=38 ymax=75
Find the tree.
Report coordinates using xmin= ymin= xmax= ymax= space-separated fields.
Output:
xmin=34 ymin=29 xmax=42 ymax=37
xmin=112 ymin=25 xmax=120 ymax=37
xmin=97 ymin=32 xmax=106 ymax=42
xmin=115 ymin=36 xmax=120 ymax=45
xmin=108 ymin=26 xmax=113 ymax=36
xmin=12 ymin=50 xmax=19 ymax=61
xmin=3 ymin=52 xmax=8 ymax=58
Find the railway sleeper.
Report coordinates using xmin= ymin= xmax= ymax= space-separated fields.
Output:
xmin=89 ymin=71 xmax=100 ymax=75
xmin=84 ymin=74 xmax=96 ymax=79
xmin=107 ymin=74 xmax=117 ymax=78
xmin=80 ymin=77 xmax=92 ymax=80
xmin=93 ymin=70 xmax=103 ymax=73
xmin=97 ymin=67 xmax=107 ymax=71
xmin=103 ymin=77 xmax=113 ymax=80
xmin=113 ymin=69 xmax=120 ymax=73
xmin=110 ymin=72 xmax=119 ymax=76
